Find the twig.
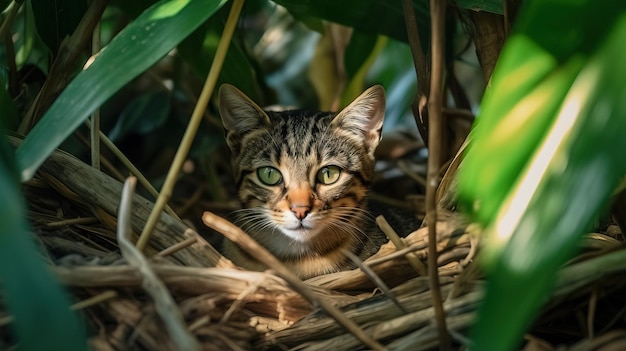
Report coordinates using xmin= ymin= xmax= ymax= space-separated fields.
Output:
xmin=587 ymin=288 xmax=598 ymax=338
xmin=136 ymin=0 xmax=245 ymax=251
xmin=220 ymin=277 xmax=264 ymax=323
xmin=401 ymin=0 xmax=430 ymax=141
xmin=19 ymin=0 xmax=109 ymax=133
xmin=46 ymin=216 xmax=99 ymax=227
xmin=119 ymin=177 xmax=199 ymax=351
xmin=376 ymin=215 xmax=427 ymax=276
xmin=342 ymin=248 xmax=408 ymax=314
xmin=426 ymin=0 xmax=452 ymax=348
xmin=84 ymin=119 xmax=179 ymax=219
xmin=154 ymin=236 xmax=198 ymax=259
xmin=90 ymin=17 xmax=102 ymax=170
xmin=202 ymin=211 xmax=387 ymax=351
xmin=71 ymin=290 xmax=118 ymax=310
xmin=397 ymin=159 xmax=428 ymax=188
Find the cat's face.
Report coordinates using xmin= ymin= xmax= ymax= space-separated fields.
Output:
xmin=219 ymin=85 xmax=385 ymax=259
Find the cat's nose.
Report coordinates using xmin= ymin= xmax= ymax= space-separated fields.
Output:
xmin=291 ymin=205 xmax=310 ymax=220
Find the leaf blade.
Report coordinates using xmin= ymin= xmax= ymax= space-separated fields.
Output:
xmin=16 ymin=0 xmax=228 ymax=180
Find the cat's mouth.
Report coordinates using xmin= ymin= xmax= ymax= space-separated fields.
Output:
xmin=280 ymin=220 xmax=318 ymax=242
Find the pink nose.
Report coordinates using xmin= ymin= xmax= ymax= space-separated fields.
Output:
xmin=291 ymin=205 xmax=310 ymax=220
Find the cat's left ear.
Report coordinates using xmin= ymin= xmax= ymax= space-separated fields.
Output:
xmin=331 ymin=85 xmax=386 ymax=153
xmin=219 ymin=84 xmax=270 ymax=135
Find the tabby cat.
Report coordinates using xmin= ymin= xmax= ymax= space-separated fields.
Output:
xmin=219 ymin=84 xmax=390 ymax=278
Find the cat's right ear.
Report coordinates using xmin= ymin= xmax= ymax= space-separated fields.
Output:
xmin=219 ymin=84 xmax=270 ymax=134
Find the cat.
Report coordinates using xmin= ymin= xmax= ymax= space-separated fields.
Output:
xmin=218 ymin=84 xmax=392 ymax=279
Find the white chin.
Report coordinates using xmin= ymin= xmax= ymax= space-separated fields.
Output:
xmin=280 ymin=227 xmax=318 ymax=242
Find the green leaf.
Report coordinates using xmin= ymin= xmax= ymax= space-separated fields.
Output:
xmin=0 ymin=136 xmax=86 ymax=350
xmin=273 ymin=0 xmax=431 ymax=46
xmin=178 ymin=3 xmax=262 ymax=103
xmin=0 ymin=75 xmax=18 ymax=130
xmin=16 ymin=0 xmax=228 ymax=181
xmin=30 ymin=0 xmax=88 ymax=55
xmin=457 ymin=0 xmax=626 ymax=228
xmin=459 ymin=1 xmax=626 ymax=349
xmin=344 ymin=31 xmax=378 ymax=80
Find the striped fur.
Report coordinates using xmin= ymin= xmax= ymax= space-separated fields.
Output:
xmin=219 ymin=84 xmax=387 ymax=278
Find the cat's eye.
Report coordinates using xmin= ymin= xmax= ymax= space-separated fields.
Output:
xmin=317 ymin=165 xmax=341 ymax=185
xmin=257 ymin=166 xmax=283 ymax=185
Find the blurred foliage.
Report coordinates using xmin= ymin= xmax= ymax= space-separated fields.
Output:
xmin=457 ymin=1 xmax=626 ymax=350
xmin=0 ymin=134 xmax=86 ymax=349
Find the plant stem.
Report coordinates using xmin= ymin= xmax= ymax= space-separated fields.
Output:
xmin=136 ymin=0 xmax=245 ymax=251
xmin=427 ymin=0 xmax=452 ymax=349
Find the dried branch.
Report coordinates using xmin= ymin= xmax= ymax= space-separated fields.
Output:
xmin=118 ymin=177 xmax=199 ymax=351
xmin=202 ymin=212 xmax=387 ymax=351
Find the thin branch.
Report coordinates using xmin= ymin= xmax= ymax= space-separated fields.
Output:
xmin=19 ymin=0 xmax=109 ymax=134
xmin=84 ymin=119 xmax=179 ymax=219
xmin=119 ymin=177 xmax=199 ymax=351
xmin=401 ymin=0 xmax=430 ymax=141
xmin=427 ymin=0 xmax=452 ymax=349
xmin=90 ymin=17 xmax=102 ymax=170
xmin=136 ymin=0 xmax=245 ymax=251
xmin=342 ymin=248 xmax=408 ymax=314
xmin=376 ymin=215 xmax=427 ymax=276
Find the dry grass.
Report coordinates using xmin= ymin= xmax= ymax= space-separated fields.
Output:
xmin=4 ymin=140 xmax=626 ymax=350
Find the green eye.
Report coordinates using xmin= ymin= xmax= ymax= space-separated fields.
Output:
xmin=317 ymin=165 xmax=341 ymax=185
xmin=257 ymin=166 xmax=282 ymax=185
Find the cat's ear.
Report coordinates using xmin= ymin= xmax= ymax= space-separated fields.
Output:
xmin=331 ymin=85 xmax=385 ymax=152
xmin=219 ymin=84 xmax=270 ymax=134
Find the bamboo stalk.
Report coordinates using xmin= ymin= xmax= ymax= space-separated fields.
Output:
xmin=136 ymin=0 xmax=245 ymax=251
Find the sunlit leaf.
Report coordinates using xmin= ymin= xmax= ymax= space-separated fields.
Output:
xmin=460 ymin=1 xmax=626 ymax=349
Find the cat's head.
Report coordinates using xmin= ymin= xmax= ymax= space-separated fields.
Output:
xmin=218 ymin=84 xmax=385 ymax=257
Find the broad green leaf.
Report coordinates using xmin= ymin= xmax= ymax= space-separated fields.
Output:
xmin=365 ymin=38 xmax=417 ymax=128
xmin=0 ymin=135 xmax=86 ymax=350
xmin=30 ymin=0 xmax=87 ymax=55
xmin=457 ymin=0 xmax=626 ymax=227
xmin=16 ymin=0 xmax=228 ymax=181
xmin=273 ymin=0 xmax=431 ymax=46
xmin=178 ymin=3 xmax=262 ymax=103
xmin=472 ymin=15 xmax=626 ymax=349
xmin=460 ymin=0 xmax=626 ymax=348
xmin=459 ymin=55 xmax=583 ymax=227
xmin=344 ymin=31 xmax=378 ymax=80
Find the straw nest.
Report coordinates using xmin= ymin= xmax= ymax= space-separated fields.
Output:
xmin=5 ymin=139 xmax=626 ymax=350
